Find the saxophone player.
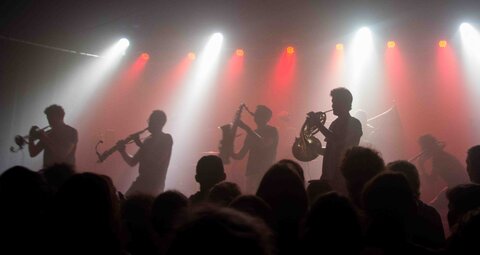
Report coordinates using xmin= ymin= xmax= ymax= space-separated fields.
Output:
xmin=232 ymin=105 xmax=278 ymax=193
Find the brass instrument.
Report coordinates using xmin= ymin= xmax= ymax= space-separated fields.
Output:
xmin=95 ymin=128 xmax=148 ymax=163
xmin=292 ymin=110 xmax=332 ymax=162
xmin=218 ymin=104 xmax=254 ymax=164
xmin=10 ymin=126 xmax=50 ymax=153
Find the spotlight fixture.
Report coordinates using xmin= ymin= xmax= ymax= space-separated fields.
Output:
xmin=141 ymin=53 xmax=150 ymax=60
xmin=438 ymin=40 xmax=447 ymax=48
xmin=236 ymin=49 xmax=245 ymax=57
xmin=286 ymin=46 xmax=295 ymax=54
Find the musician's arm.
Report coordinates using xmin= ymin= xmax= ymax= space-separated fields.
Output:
xmin=117 ymin=142 xmax=139 ymax=167
xmin=318 ymin=124 xmax=335 ymax=140
xmin=37 ymin=130 xmax=77 ymax=162
xmin=232 ymin=136 xmax=250 ymax=160
xmin=237 ymin=120 xmax=263 ymax=141
xmin=28 ymin=126 xmax=44 ymax=157
xmin=28 ymin=140 xmax=43 ymax=157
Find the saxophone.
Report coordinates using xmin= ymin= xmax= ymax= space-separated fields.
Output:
xmin=218 ymin=104 xmax=248 ymax=164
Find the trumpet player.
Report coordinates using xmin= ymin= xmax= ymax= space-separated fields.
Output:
xmin=28 ymin=104 xmax=78 ymax=168
xmin=313 ymin=87 xmax=362 ymax=194
xmin=116 ymin=110 xmax=173 ymax=196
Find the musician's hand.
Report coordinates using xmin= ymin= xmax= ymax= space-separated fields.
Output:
xmin=307 ymin=112 xmax=322 ymax=127
xmin=116 ymin=140 xmax=126 ymax=151
xmin=29 ymin=126 xmax=39 ymax=141
xmin=237 ymin=120 xmax=250 ymax=131
xmin=128 ymin=133 xmax=141 ymax=145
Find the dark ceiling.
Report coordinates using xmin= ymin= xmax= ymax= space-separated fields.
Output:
xmin=1 ymin=0 xmax=479 ymax=58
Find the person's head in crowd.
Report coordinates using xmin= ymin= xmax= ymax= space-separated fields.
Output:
xmin=195 ymin=155 xmax=226 ymax=192
xmin=122 ymin=194 xmax=155 ymax=230
xmin=362 ymin=172 xmax=417 ymax=247
xmin=466 ymin=145 xmax=480 ymax=184
xmin=302 ymin=192 xmax=363 ymax=254
xmin=256 ymin=161 xmax=308 ymax=222
xmin=152 ymin=190 xmax=189 ymax=235
xmin=447 ymin=207 xmax=480 ymax=255
xmin=340 ymin=146 xmax=385 ymax=208
xmin=229 ymin=195 xmax=274 ymax=229
xmin=446 ymin=184 xmax=480 ymax=228
xmin=167 ymin=205 xmax=274 ymax=255
xmin=0 ymin=166 xmax=51 ymax=219
xmin=52 ymin=172 xmax=122 ymax=254
xmin=40 ymin=163 xmax=75 ymax=193
xmin=306 ymin=180 xmax=333 ymax=205
xmin=363 ymin=172 xmax=417 ymax=218
xmin=122 ymin=194 xmax=156 ymax=255
xmin=387 ymin=160 xmax=421 ymax=199
xmin=208 ymin=181 xmax=241 ymax=206
xmin=278 ymin=159 xmax=305 ymax=184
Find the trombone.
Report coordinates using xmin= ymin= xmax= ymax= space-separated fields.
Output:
xmin=10 ymin=126 xmax=50 ymax=153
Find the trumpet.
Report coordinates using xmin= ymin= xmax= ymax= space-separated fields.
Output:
xmin=292 ymin=110 xmax=332 ymax=162
xmin=95 ymin=128 xmax=148 ymax=163
xmin=10 ymin=126 xmax=50 ymax=153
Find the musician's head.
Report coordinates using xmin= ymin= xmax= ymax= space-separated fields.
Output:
xmin=330 ymin=87 xmax=353 ymax=116
xmin=44 ymin=104 xmax=65 ymax=127
xmin=254 ymin=105 xmax=272 ymax=126
xmin=418 ymin=134 xmax=443 ymax=156
xmin=148 ymin=110 xmax=167 ymax=133
xmin=467 ymin=145 xmax=480 ymax=184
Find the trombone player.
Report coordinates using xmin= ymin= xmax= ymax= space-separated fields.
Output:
xmin=116 ymin=110 xmax=173 ymax=196
xmin=28 ymin=104 xmax=78 ymax=168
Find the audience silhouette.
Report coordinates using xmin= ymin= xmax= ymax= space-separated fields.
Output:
xmin=3 ymin=139 xmax=480 ymax=255
xmin=189 ymin=155 xmax=226 ymax=204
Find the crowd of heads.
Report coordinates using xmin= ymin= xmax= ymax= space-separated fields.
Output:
xmin=1 ymin=142 xmax=479 ymax=254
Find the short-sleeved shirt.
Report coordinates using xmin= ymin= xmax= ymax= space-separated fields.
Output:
xmin=245 ymin=125 xmax=279 ymax=177
xmin=40 ymin=124 xmax=78 ymax=168
xmin=321 ymin=115 xmax=362 ymax=192
xmin=127 ymin=133 xmax=173 ymax=196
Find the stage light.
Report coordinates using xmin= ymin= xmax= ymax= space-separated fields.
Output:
xmin=355 ymin=27 xmax=373 ymax=50
xmin=351 ymin=27 xmax=373 ymax=62
xmin=188 ymin=52 xmax=196 ymax=60
xmin=336 ymin=43 xmax=344 ymax=50
xmin=236 ymin=49 xmax=244 ymax=57
xmin=116 ymin=38 xmax=130 ymax=55
xmin=141 ymin=53 xmax=150 ymax=60
xmin=460 ymin=23 xmax=480 ymax=49
xmin=439 ymin=40 xmax=447 ymax=48
xmin=191 ymin=32 xmax=223 ymax=89
xmin=387 ymin=41 xmax=396 ymax=48
xmin=348 ymin=27 xmax=374 ymax=98
xmin=286 ymin=46 xmax=295 ymax=54
xmin=104 ymin=38 xmax=130 ymax=58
